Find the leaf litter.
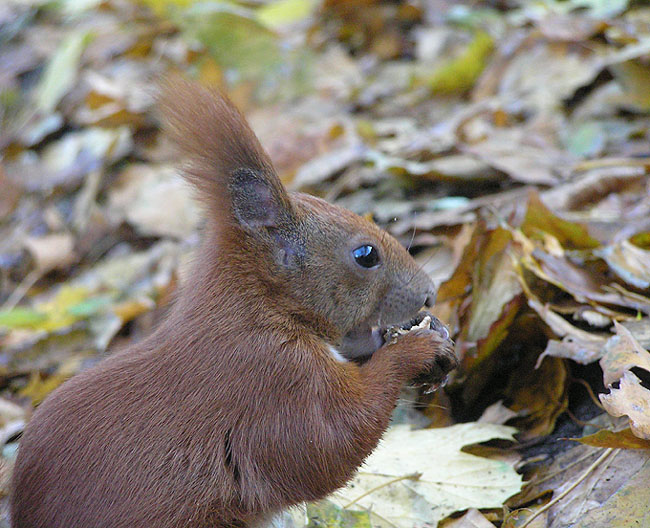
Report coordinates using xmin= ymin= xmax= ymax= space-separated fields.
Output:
xmin=1 ymin=0 xmax=650 ymax=526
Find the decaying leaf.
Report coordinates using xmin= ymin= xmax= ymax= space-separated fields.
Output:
xmin=600 ymin=371 xmax=650 ymax=440
xmin=597 ymin=240 xmax=650 ymax=290
xmin=600 ymin=321 xmax=650 ymax=386
xmin=572 ymin=458 xmax=650 ymax=528
xmin=506 ymin=353 xmax=568 ymax=438
xmin=509 ymin=441 xmax=649 ymax=528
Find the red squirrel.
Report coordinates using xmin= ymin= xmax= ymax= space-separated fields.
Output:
xmin=10 ymin=80 xmax=457 ymax=528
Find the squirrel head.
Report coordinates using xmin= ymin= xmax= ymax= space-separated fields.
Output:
xmin=161 ymin=80 xmax=435 ymax=358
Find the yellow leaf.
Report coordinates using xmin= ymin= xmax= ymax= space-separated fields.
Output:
xmin=19 ymin=358 xmax=81 ymax=405
xmin=257 ymin=0 xmax=316 ymax=29
xmin=422 ymin=31 xmax=493 ymax=95
xmin=34 ymin=286 xmax=92 ymax=332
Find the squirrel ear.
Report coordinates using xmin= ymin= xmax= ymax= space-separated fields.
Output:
xmin=230 ymin=169 xmax=291 ymax=231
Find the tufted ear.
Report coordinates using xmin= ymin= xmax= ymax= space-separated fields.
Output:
xmin=229 ymin=168 xmax=303 ymax=268
xmin=159 ymin=78 xmax=278 ymax=226
xmin=229 ymin=168 xmax=291 ymax=232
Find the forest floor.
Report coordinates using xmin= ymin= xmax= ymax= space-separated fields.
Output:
xmin=1 ymin=0 xmax=650 ymax=526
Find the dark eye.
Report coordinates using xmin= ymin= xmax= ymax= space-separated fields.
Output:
xmin=352 ymin=245 xmax=380 ymax=268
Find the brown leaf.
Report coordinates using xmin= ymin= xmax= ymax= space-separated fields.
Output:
xmin=600 ymin=371 xmax=650 ymax=440
xmin=600 ymin=321 xmax=650 ymax=386
xmin=521 ymin=191 xmax=599 ymax=250
xmin=577 ymin=427 xmax=650 ymax=449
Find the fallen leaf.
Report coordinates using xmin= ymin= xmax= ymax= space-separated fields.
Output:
xmin=443 ymin=508 xmax=494 ymax=528
xmin=23 ymin=232 xmax=75 ymax=272
xmin=572 ymin=458 xmax=650 ymax=528
xmin=180 ymin=4 xmax=283 ymax=81
xmin=510 ymin=442 xmax=648 ymax=527
xmin=478 ymin=400 xmax=519 ymax=425
xmin=463 ymin=128 xmax=566 ymax=186
xmin=597 ymin=239 xmax=650 ymax=289
xmin=497 ymin=38 xmax=604 ymax=114
xmin=291 ymin=144 xmax=367 ymax=190
xmin=331 ymin=424 xmax=522 ymax=528
xmin=0 ymin=398 xmax=25 ymax=446
xmin=609 ymin=59 xmax=650 ymax=112
xmin=34 ymin=30 xmax=93 ymax=113
xmin=7 ymin=126 xmax=133 ymax=193
xmin=600 ymin=371 xmax=650 ymax=440
xmin=521 ymin=191 xmax=599 ymax=250
xmin=19 ymin=357 xmax=81 ymax=405
xmin=577 ymin=427 xmax=650 ymax=449
xmin=422 ymin=31 xmax=494 ymax=95
xmin=466 ymin=229 xmax=520 ymax=345
xmin=256 ymin=0 xmax=316 ymax=30
xmin=522 ymin=296 xmax=607 ymax=366
xmin=506 ymin=353 xmax=568 ymax=438
xmin=599 ymin=321 xmax=650 ymax=386
xmin=305 ymin=501 xmax=371 ymax=528
xmin=107 ymin=164 xmax=200 ymax=238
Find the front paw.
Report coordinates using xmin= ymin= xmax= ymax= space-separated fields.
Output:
xmin=383 ymin=314 xmax=457 ymax=385
xmin=412 ymin=343 xmax=458 ymax=393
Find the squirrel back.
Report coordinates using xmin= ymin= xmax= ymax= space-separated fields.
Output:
xmin=10 ymin=80 xmax=455 ymax=528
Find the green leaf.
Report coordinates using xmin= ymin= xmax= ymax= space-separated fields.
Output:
xmin=180 ymin=4 xmax=281 ymax=78
xmin=0 ymin=308 xmax=47 ymax=329
xmin=565 ymin=122 xmax=606 ymax=159
xmin=34 ymin=30 xmax=93 ymax=113
xmin=422 ymin=31 xmax=494 ymax=95
xmin=67 ymin=295 xmax=114 ymax=317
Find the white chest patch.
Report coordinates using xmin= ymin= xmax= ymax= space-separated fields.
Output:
xmin=328 ymin=346 xmax=348 ymax=363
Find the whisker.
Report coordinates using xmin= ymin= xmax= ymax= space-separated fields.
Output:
xmin=406 ymin=225 xmax=417 ymax=252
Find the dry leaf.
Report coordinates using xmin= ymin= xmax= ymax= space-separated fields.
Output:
xmin=600 ymin=371 xmax=650 ymax=440
xmin=23 ymin=233 xmax=76 ymax=272
xmin=332 ymin=424 xmax=522 ymax=528
xmin=600 ymin=321 xmax=650 ymax=386
xmin=443 ymin=508 xmax=494 ymax=528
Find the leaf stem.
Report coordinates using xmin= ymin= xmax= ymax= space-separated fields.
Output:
xmin=520 ymin=448 xmax=614 ymax=528
xmin=342 ymin=472 xmax=422 ymax=509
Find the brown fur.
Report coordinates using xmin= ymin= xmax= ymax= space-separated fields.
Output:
xmin=10 ymin=80 xmax=456 ymax=528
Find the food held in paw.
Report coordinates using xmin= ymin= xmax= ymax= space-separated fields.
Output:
xmin=384 ymin=311 xmax=457 ymax=393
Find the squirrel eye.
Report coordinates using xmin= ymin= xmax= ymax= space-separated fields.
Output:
xmin=352 ymin=245 xmax=380 ymax=268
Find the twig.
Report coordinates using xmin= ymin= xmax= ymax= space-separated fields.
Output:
xmin=531 ymin=451 xmax=601 ymax=487
xmin=342 ymin=472 xmax=422 ymax=509
xmin=1 ymin=269 xmax=43 ymax=312
xmin=570 ymin=377 xmax=605 ymax=411
xmin=520 ymin=448 xmax=615 ymax=528
xmin=565 ymin=408 xmax=592 ymax=428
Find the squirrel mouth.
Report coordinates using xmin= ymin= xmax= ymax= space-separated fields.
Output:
xmin=338 ymin=323 xmax=385 ymax=361
xmin=338 ymin=311 xmax=451 ymax=363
